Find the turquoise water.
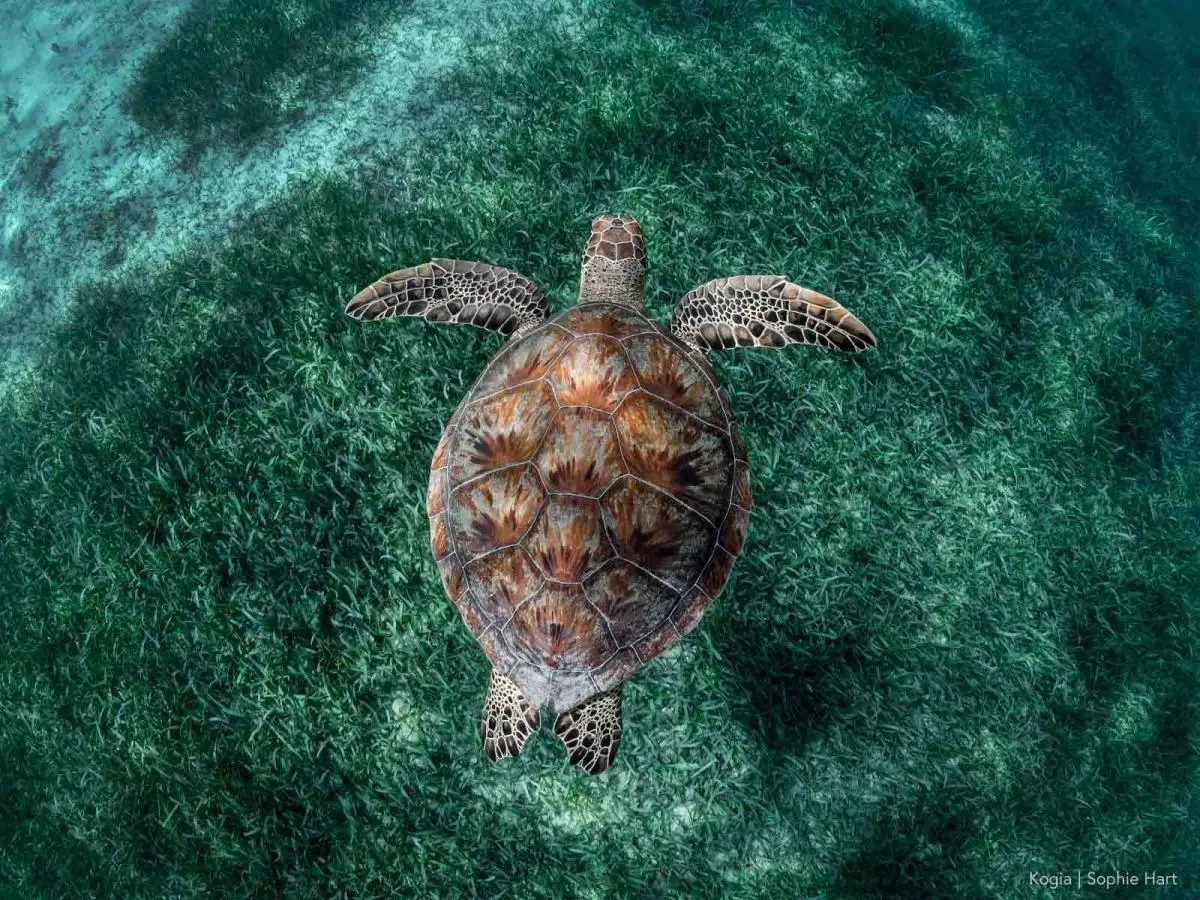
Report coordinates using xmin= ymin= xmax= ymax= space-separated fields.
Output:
xmin=0 ymin=0 xmax=549 ymax=387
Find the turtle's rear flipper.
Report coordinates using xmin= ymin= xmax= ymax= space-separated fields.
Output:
xmin=671 ymin=275 xmax=875 ymax=353
xmin=554 ymin=687 xmax=623 ymax=775
xmin=346 ymin=259 xmax=549 ymax=338
xmin=481 ymin=669 xmax=540 ymax=761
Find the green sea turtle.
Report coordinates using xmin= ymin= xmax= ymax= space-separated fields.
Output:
xmin=346 ymin=215 xmax=875 ymax=774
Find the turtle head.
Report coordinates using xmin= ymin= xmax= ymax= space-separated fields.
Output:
xmin=579 ymin=214 xmax=647 ymax=307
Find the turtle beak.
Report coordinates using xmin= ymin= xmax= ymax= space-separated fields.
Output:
xmin=591 ymin=214 xmax=642 ymax=234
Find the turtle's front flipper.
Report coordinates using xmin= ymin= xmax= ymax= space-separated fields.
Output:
xmin=671 ymin=275 xmax=875 ymax=353
xmin=346 ymin=259 xmax=549 ymax=337
xmin=481 ymin=669 xmax=541 ymax=762
xmin=554 ymin=687 xmax=623 ymax=775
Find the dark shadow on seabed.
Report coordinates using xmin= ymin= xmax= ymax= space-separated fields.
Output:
xmin=124 ymin=0 xmax=415 ymax=160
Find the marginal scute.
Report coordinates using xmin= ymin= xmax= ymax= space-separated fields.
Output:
xmin=448 ymin=464 xmax=546 ymax=559
xmin=473 ymin=324 xmax=574 ymax=396
xmin=589 ymin=648 xmax=641 ymax=695
xmin=465 ymin=546 xmax=545 ymax=626
xmin=719 ymin=505 xmax=750 ymax=557
xmin=583 ymin=559 xmax=680 ymax=646
xmin=670 ymin=585 xmax=714 ymax=638
xmin=730 ymin=420 xmax=747 ymax=464
xmin=437 ymin=553 xmax=468 ymax=605
xmin=431 ymin=425 xmax=455 ymax=471
xmin=439 ymin=555 xmax=487 ymax=634
xmin=612 ymin=391 xmax=734 ymax=523
xmin=455 ymin=593 xmax=488 ymax=636
xmin=622 ymin=333 xmax=726 ymax=428
xmin=699 ymin=544 xmax=737 ymax=599
xmin=505 ymin=661 xmax=556 ymax=710
xmin=547 ymin=334 xmax=639 ymax=411
xmin=506 ymin=663 xmax=597 ymax=714
xmin=452 ymin=381 xmax=558 ymax=482
xmin=599 ymin=476 xmax=716 ymax=594
xmin=734 ymin=460 xmax=752 ymax=508
xmin=533 ymin=408 xmax=626 ymax=496
xmin=633 ymin=615 xmax=682 ymax=662
xmin=556 ymin=303 xmax=654 ymax=339
xmin=526 ymin=495 xmax=614 ymax=582
xmin=426 ymin=467 xmax=446 ymax=518
xmin=476 ymin=625 xmax=520 ymax=674
xmin=430 ymin=513 xmax=451 ymax=560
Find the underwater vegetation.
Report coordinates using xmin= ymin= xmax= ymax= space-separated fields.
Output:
xmin=0 ymin=0 xmax=1196 ymax=896
xmin=123 ymin=0 xmax=408 ymax=157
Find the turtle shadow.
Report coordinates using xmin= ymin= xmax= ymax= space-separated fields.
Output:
xmin=711 ymin=569 xmax=893 ymax=756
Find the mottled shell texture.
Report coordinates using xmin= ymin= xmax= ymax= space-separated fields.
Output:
xmin=427 ymin=303 xmax=752 ymax=713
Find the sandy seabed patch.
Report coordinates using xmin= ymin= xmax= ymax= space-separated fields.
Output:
xmin=0 ymin=0 xmax=561 ymax=395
